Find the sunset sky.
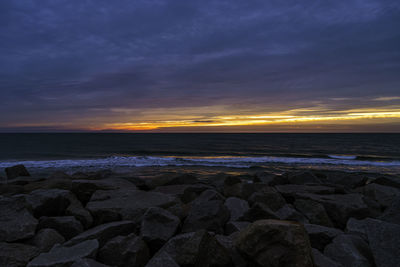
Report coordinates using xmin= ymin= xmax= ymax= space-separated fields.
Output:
xmin=1 ymin=0 xmax=400 ymax=132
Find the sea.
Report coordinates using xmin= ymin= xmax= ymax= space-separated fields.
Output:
xmin=0 ymin=133 xmax=400 ymax=177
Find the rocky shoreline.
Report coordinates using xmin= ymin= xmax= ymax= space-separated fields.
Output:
xmin=1 ymin=164 xmax=400 ymax=267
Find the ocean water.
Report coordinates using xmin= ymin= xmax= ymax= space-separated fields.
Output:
xmin=0 ymin=133 xmax=399 ymax=175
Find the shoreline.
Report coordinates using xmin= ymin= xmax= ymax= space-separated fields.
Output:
xmin=1 ymin=165 xmax=399 ymax=266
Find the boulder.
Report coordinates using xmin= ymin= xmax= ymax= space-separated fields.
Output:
xmin=175 ymin=230 xmax=232 ymax=267
xmin=0 ymin=242 xmax=39 ymax=267
xmin=372 ymin=175 xmax=400 ymax=189
xmin=72 ymin=258 xmax=109 ymax=267
xmin=65 ymin=220 xmax=136 ymax=247
xmin=275 ymin=204 xmax=309 ymax=224
xmin=153 ymin=184 xmax=211 ymax=203
xmin=145 ymin=251 xmax=179 ymax=267
xmin=324 ymin=234 xmax=374 ymax=267
xmin=294 ymin=199 xmax=334 ymax=227
xmin=5 ymin=164 xmax=30 ymax=179
xmin=24 ymin=179 xmax=72 ymax=192
xmin=364 ymin=218 xmax=400 ymax=267
xmin=286 ymin=171 xmax=322 ymax=184
xmin=86 ymin=189 xmax=179 ymax=225
xmin=223 ymin=176 xmax=243 ymax=198
xmin=215 ymin=235 xmax=247 ymax=267
xmin=28 ymin=239 xmax=99 ymax=267
xmin=304 ymin=224 xmax=343 ymax=251
xmin=275 ymin=184 xmax=336 ymax=201
xmin=38 ymin=216 xmax=84 ymax=240
xmin=146 ymin=173 xmax=199 ymax=189
xmin=294 ymin=193 xmax=370 ymax=228
xmin=140 ymin=207 xmax=180 ymax=252
xmin=4 ymin=176 xmax=44 ymax=186
xmin=247 ymin=187 xmax=286 ymax=211
xmin=48 ymin=171 xmax=71 ymax=179
xmin=0 ymin=184 xmax=24 ymax=196
xmin=225 ymin=221 xmax=250 ymax=235
xmin=235 ymin=219 xmax=314 ymax=267
xmin=241 ymin=202 xmax=279 ymax=222
xmin=254 ymin=172 xmax=288 ymax=185
xmin=24 ymin=189 xmax=74 ymax=217
xmin=71 ymin=178 xmax=138 ymax=204
xmin=65 ymin=199 xmax=93 ymax=229
xmin=324 ymin=172 xmax=368 ymax=188
xmin=379 ymin=195 xmax=400 ymax=225
xmin=182 ymin=200 xmax=230 ymax=234
xmin=98 ymin=234 xmax=149 ymax=267
xmin=345 ymin=218 xmax=368 ymax=240
xmin=31 ymin=228 xmax=65 ymax=253
xmin=361 ymin=183 xmax=399 ymax=209
xmin=312 ymin=248 xmax=343 ymax=267
xmin=152 ymin=232 xmax=195 ymax=262
xmin=193 ymin=189 xmax=225 ymax=203
xmin=0 ymin=196 xmax=38 ymax=242
xmin=224 ymin=197 xmax=249 ymax=221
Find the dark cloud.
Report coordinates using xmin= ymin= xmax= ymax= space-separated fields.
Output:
xmin=0 ymin=0 xmax=399 ymax=129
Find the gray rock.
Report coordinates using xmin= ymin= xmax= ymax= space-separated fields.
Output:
xmin=304 ymin=224 xmax=343 ymax=251
xmin=324 ymin=234 xmax=374 ymax=267
xmin=28 ymin=239 xmax=99 ymax=267
xmin=98 ymin=234 xmax=149 ymax=267
xmin=365 ymin=218 xmax=400 ymax=267
xmin=72 ymin=258 xmax=110 ymax=267
xmin=372 ymin=175 xmax=400 ymax=189
xmin=275 ymin=184 xmax=336 ymax=200
xmin=146 ymin=173 xmax=199 ymax=189
xmin=153 ymin=232 xmax=196 ymax=261
xmin=71 ymin=178 xmax=137 ymax=204
xmin=24 ymin=189 xmax=74 ymax=217
xmin=242 ymin=202 xmax=279 ymax=222
xmin=65 ymin=220 xmax=136 ymax=247
xmin=286 ymin=171 xmax=322 ymax=184
xmin=235 ymin=219 xmax=313 ymax=267
xmin=24 ymin=178 xmax=72 ymax=193
xmin=254 ymin=172 xmax=288 ymax=185
xmin=362 ymin=183 xmax=399 ymax=209
xmin=215 ymin=235 xmax=247 ymax=267
xmin=294 ymin=199 xmax=334 ymax=227
xmin=193 ymin=189 xmax=225 ymax=203
xmin=247 ymin=187 xmax=286 ymax=211
xmin=0 ymin=242 xmax=39 ymax=267
xmin=182 ymin=200 xmax=230 ymax=234
xmin=379 ymin=195 xmax=400 ymax=225
xmin=324 ymin=172 xmax=368 ymax=188
xmin=86 ymin=189 xmax=179 ymax=225
xmin=31 ymin=228 xmax=65 ymax=252
xmin=145 ymin=251 xmax=179 ymax=267
xmin=141 ymin=207 xmax=180 ymax=252
xmin=175 ymin=230 xmax=232 ymax=267
xmin=224 ymin=197 xmax=249 ymax=221
xmin=223 ymin=176 xmax=243 ymax=198
xmin=345 ymin=218 xmax=368 ymax=240
xmin=153 ymin=184 xmax=211 ymax=203
xmin=275 ymin=204 xmax=309 ymax=224
xmin=312 ymin=248 xmax=343 ymax=267
xmin=0 ymin=196 xmax=38 ymax=242
xmin=5 ymin=164 xmax=30 ymax=179
xmin=38 ymin=216 xmax=84 ymax=240
xmin=225 ymin=221 xmax=250 ymax=235
xmin=66 ymin=199 xmax=93 ymax=229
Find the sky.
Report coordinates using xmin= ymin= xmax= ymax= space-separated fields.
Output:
xmin=0 ymin=0 xmax=400 ymax=132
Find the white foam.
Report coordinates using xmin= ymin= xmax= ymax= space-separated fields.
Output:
xmin=328 ymin=155 xmax=357 ymax=160
xmin=0 ymin=155 xmax=399 ymax=170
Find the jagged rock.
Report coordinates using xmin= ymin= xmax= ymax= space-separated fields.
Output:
xmin=364 ymin=218 xmax=400 ymax=267
xmin=65 ymin=220 xmax=136 ymax=247
xmin=294 ymin=193 xmax=370 ymax=228
xmin=31 ymin=228 xmax=65 ymax=252
xmin=361 ymin=183 xmax=399 ymax=209
xmin=153 ymin=232 xmax=195 ymax=261
xmin=182 ymin=200 xmax=230 ymax=234
xmin=71 ymin=178 xmax=138 ymax=204
xmin=312 ymin=248 xmax=343 ymax=267
xmin=24 ymin=189 xmax=74 ymax=217
xmin=304 ymin=224 xmax=343 ymax=251
xmin=66 ymin=199 xmax=93 ymax=229
xmin=247 ymin=187 xmax=286 ymax=211
xmin=275 ymin=184 xmax=336 ymax=201
xmin=254 ymin=172 xmax=288 ymax=185
xmin=86 ymin=189 xmax=179 ymax=225
xmin=235 ymin=219 xmax=313 ymax=267
xmin=215 ymin=235 xmax=247 ymax=267
xmin=372 ymin=175 xmax=400 ymax=189
xmin=28 ymin=239 xmax=99 ymax=267
xmin=38 ymin=216 xmax=84 ymax=240
xmin=5 ymin=164 xmax=30 ymax=179
xmin=0 ymin=242 xmax=39 ymax=267
xmin=294 ymin=199 xmax=334 ymax=227
xmin=193 ymin=189 xmax=225 ymax=203
xmin=345 ymin=218 xmax=368 ymax=240
xmin=5 ymin=176 xmax=44 ymax=186
xmin=223 ymin=176 xmax=243 ymax=198
xmin=225 ymin=221 xmax=250 ymax=235
xmin=224 ymin=197 xmax=249 ymax=221
xmin=141 ymin=207 xmax=180 ymax=252
xmin=324 ymin=234 xmax=374 ymax=267
xmin=286 ymin=171 xmax=322 ymax=184
xmin=145 ymin=251 xmax=179 ymax=267
xmin=48 ymin=171 xmax=71 ymax=179
xmin=275 ymin=204 xmax=309 ymax=223
xmin=24 ymin=179 xmax=72 ymax=192
xmin=379 ymin=195 xmax=400 ymax=225
xmin=146 ymin=173 xmax=199 ymax=189
xmin=324 ymin=172 xmax=368 ymax=188
xmin=153 ymin=184 xmax=211 ymax=203
xmin=242 ymin=202 xmax=279 ymax=222
xmin=175 ymin=230 xmax=232 ymax=267
xmin=98 ymin=234 xmax=149 ymax=267
xmin=0 ymin=184 xmax=24 ymax=196
xmin=0 ymin=196 xmax=38 ymax=242
xmin=72 ymin=258 xmax=109 ymax=267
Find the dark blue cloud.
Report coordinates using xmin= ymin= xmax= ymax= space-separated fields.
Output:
xmin=0 ymin=0 xmax=399 ymax=128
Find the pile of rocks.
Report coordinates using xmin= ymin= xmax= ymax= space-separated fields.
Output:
xmin=1 ymin=165 xmax=399 ymax=266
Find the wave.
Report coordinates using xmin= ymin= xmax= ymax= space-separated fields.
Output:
xmin=1 ymin=155 xmax=400 ymax=170
xmin=328 ymin=155 xmax=357 ymax=160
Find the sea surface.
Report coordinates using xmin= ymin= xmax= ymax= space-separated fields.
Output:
xmin=0 ymin=133 xmax=400 ymax=176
